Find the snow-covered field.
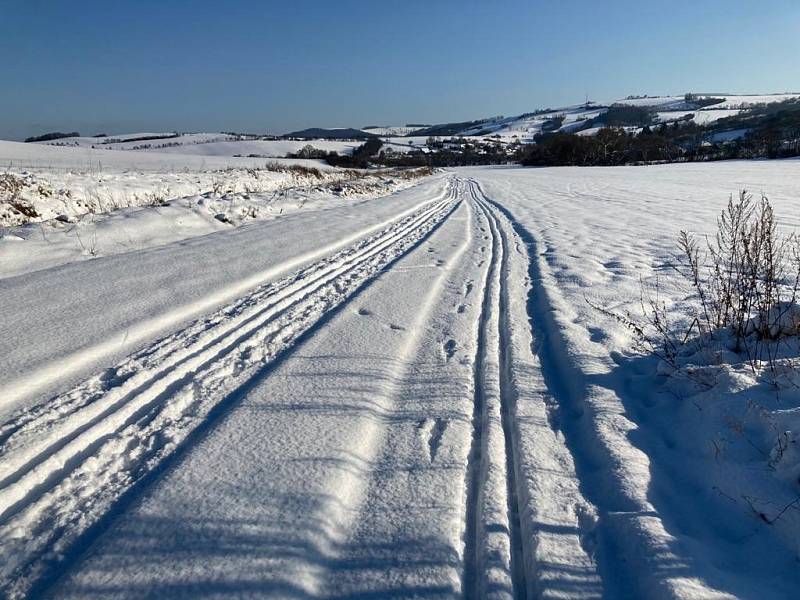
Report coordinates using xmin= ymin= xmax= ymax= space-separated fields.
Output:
xmin=148 ymin=138 xmax=361 ymax=158
xmin=32 ymin=132 xmax=235 ymax=151
xmin=3 ymin=152 xmax=800 ymax=598
xmin=614 ymin=93 xmax=800 ymax=110
xmin=31 ymin=133 xmax=361 ymax=158
xmin=0 ymin=140 xmax=431 ymax=276
xmin=362 ymin=126 xmax=426 ymax=136
xmin=0 ymin=139 xmax=327 ymax=172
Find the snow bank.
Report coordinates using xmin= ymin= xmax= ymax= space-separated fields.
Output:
xmin=0 ymin=166 xmax=310 ymax=227
xmin=0 ymin=139 xmax=327 ymax=172
xmin=0 ymin=167 xmax=434 ymax=277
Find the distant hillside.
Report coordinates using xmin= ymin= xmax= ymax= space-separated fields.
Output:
xmin=361 ymin=125 xmax=426 ymax=136
xmin=24 ymin=131 xmax=81 ymax=143
xmin=412 ymin=119 xmax=495 ymax=137
xmin=283 ymin=128 xmax=376 ymax=140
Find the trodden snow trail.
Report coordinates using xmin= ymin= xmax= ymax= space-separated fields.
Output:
xmin=463 ymin=180 xmax=526 ymax=600
xmin=307 ymin=184 xmax=479 ymax=596
xmin=49 ymin=177 xmax=485 ymax=598
xmin=2 ymin=173 xmax=452 ymax=415
xmin=467 ymin=178 xmax=602 ymax=600
xmin=3 ymin=174 xmax=606 ymax=599
xmin=0 ymin=180 xmax=458 ymax=599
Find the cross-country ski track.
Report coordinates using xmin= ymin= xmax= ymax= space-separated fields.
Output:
xmin=2 ymin=172 xmax=766 ymax=598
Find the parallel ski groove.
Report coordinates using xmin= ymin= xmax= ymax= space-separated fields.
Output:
xmin=0 ymin=177 xmax=459 ymax=451
xmin=0 ymin=181 xmax=458 ymax=599
xmin=473 ymin=181 xmax=611 ymax=598
xmin=462 ymin=181 xmax=495 ymax=599
xmin=465 ymin=179 xmax=529 ymax=600
xmin=475 ymin=182 xmax=529 ymax=600
xmin=0 ymin=191 xmax=454 ymax=503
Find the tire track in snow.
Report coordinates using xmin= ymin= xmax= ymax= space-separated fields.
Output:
xmin=0 ymin=180 xmax=459 ymax=599
xmin=462 ymin=180 xmax=528 ymax=600
xmin=0 ymin=197 xmax=454 ymax=503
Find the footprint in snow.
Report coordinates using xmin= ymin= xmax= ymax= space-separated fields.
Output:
xmin=417 ymin=418 xmax=448 ymax=462
xmin=443 ymin=339 xmax=457 ymax=361
xmin=588 ymin=326 xmax=608 ymax=343
xmin=99 ymin=366 xmax=119 ymax=383
xmin=99 ymin=366 xmax=131 ymax=388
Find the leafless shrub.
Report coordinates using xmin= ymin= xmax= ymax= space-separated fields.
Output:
xmin=590 ymin=191 xmax=800 ymax=375
xmin=643 ymin=191 xmax=800 ymax=371
xmin=288 ymin=165 xmax=323 ymax=179
xmin=74 ymin=215 xmax=99 ymax=256
xmin=263 ymin=162 xmax=323 ymax=179
xmin=673 ymin=191 xmax=800 ymax=369
xmin=389 ymin=166 xmax=435 ymax=180
xmin=7 ymin=199 xmax=39 ymax=219
xmin=1 ymin=173 xmax=39 ymax=219
xmin=0 ymin=173 xmax=25 ymax=196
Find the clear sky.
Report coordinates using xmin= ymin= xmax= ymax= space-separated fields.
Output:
xmin=2 ymin=0 xmax=799 ymax=140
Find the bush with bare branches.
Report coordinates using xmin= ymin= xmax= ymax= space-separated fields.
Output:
xmin=644 ymin=191 xmax=800 ymax=371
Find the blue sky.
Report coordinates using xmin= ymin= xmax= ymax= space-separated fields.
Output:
xmin=2 ymin=0 xmax=799 ymax=140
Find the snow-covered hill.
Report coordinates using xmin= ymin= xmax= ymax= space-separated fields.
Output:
xmin=24 ymin=93 xmax=800 ymax=157
xmin=33 ymin=133 xmax=360 ymax=157
xmin=461 ymin=93 xmax=800 ymax=142
xmin=397 ymin=93 xmax=800 ymax=142
xmin=361 ymin=125 xmax=427 ymax=136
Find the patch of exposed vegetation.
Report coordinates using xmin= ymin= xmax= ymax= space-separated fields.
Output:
xmin=24 ymin=132 xmax=81 ymax=143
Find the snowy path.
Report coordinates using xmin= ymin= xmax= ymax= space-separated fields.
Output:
xmin=462 ymin=162 xmax=800 ymax=600
xmin=0 ymin=174 xmax=450 ymax=418
xmin=8 ymin=164 xmax=793 ymax=598
xmin=0 ymin=175 xmax=599 ymax=598
xmin=1 ymin=179 xmax=457 ymax=597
